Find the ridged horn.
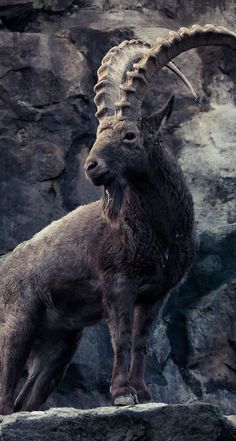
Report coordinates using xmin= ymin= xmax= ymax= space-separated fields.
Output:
xmin=94 ymin=40 xmax=151 ymax=123
xmin=94 ymin=40 xmax=197 ymax=124
xmin=115 ymin=24 xmax=236 ymax=120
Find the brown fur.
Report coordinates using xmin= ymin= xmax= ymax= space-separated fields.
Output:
xmin=0 ymin=97 xmax=197 ymax=414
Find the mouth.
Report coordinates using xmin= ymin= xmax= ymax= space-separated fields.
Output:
xmin=86 ymin=169 xmax=112 ymax=186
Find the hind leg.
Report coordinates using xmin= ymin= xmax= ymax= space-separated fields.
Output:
xmin=14 ymin=329 xmax=81 ymax=412
xmin=0 ymin=303 xmax=38 ymax=415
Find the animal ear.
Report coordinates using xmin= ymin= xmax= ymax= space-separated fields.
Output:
xmin=142 ymin=95 xmax=175 ymax=135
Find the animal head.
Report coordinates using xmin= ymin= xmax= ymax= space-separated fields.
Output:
xmin=85 ymin=24 xmax=236 ymax=221
xmin=85 ymin=96 xmax=174 ymax=189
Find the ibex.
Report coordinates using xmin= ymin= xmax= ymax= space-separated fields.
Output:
xmin=0 ymin=25 xmax=235 ymax=415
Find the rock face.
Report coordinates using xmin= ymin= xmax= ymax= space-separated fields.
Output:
xmin=0 ymin=30 xmax=98 ymax=252
xmin=1 ymin=403 xmax=236 ymax=441
xmin=0 ymin=0 xmax=236 ymax=417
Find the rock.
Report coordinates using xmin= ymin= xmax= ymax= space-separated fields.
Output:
xmin=0 ymin=31 xmax=97 ymax=254
xmin=35 ymin=1 xmax=74 ymax=12
xmin=0 ymin=0 xmax=235 ymax=419
xmin=228 ymin=415 xmax=236 ymax=428
xmin=0 ymin=403 xmax=236 ymax=441
xmin=0 ymin=2 xmax=34 ymax=31
xmin=187 ymin=281 xmax=236 ymax=413
xmin=178 ymin=103 xmax=236 ymax=234
xmin=0 ymin=0 xmax=73 ymax=13
xmin=145 ymin=280 xmax=236 ymax=415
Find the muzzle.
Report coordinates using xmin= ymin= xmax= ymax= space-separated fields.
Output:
xmin=84 ymin=155 xmax=111 ymax=186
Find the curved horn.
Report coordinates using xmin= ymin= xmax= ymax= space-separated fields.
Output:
xmin=94 ymin=40 xmax=151 ymax=123
xmin=115 ymin=24 xmax=236 ymax=119
xmin=94 ymin=40 xmax=197 ymax=124
xmin=167 ymin=61 xmax=198 ymax=99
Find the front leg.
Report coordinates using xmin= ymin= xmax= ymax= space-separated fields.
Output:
xmin=129 ymin=298 xmax=163 ymax=403
xmin=103 ymin=274 xmax=137 ymax=406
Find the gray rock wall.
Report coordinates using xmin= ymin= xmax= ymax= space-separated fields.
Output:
xmin=0 ymin=0 xmax=235 ymax=415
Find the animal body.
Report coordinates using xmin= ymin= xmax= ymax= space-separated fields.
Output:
xmin=0 ymin=24 xmax=235 ymax=415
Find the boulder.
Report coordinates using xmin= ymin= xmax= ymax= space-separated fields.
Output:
xmin=0 ymin=403 xmax=236 ymax=441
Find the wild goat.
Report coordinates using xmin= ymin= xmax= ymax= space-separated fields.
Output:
xmin=0 ymin=24 xmax=235 ymax=415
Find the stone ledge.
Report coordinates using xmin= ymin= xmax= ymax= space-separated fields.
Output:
xmin=0 ymin=403 xmax=236 ymax=441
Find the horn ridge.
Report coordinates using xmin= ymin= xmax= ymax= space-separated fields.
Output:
xmin=116 ymin=24 xmax=236 ymax=120
xmin=94 ymin=39 xmax=152 ymax=124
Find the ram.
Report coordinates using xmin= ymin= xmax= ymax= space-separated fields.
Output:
xmin=0 ymin=24 xmax=235 ymax=415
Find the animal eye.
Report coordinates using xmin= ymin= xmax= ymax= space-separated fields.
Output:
xmin=124 ymin=132 xmax=136 ymax=142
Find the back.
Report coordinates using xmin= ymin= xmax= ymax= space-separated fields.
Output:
xmin=0 ymin=200 xmax=105 ymax=288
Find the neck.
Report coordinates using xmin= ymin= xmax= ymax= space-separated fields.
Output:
xmin=102 ymin=144 xmax=194 ymax=239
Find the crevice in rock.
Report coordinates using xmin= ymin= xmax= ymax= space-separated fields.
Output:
xmin=0 ymin=4 xmax=36 ymax=32
xmin=0 ymin=1 xmax=77 ymax=32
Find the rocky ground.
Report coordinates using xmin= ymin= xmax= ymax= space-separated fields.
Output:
xmin=1 ymin=403 xmax=236 ymax=441
xmin=0 ymin=0 xmax=235 ymax=419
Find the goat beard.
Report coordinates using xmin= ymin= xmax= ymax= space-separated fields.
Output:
xmin=102 ymin=179 xmax=126 ymax=225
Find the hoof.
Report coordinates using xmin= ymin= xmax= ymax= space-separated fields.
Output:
xmin=113 ymin=393 xmax=138 ymax=406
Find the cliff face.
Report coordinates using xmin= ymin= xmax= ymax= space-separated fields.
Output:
xmin=0 ymin=0 xmax=236 ymax=415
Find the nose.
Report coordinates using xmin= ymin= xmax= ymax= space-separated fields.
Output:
xmin=84 ymin=155 xmax=109 ymax=185
xmin=84 ymin=159 xmax=98 ymax=172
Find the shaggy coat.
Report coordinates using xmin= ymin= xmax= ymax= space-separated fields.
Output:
xmin=0 ymin=98 xmax=197 ymax=414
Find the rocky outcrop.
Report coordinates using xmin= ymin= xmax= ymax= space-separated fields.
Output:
xmin=0 ymin=0 xmax=235 ymax=417
xmin=0 ymin=30 xmax=99 ymax=253
xmin=1 ymin=403 xmax=236 ymax=441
